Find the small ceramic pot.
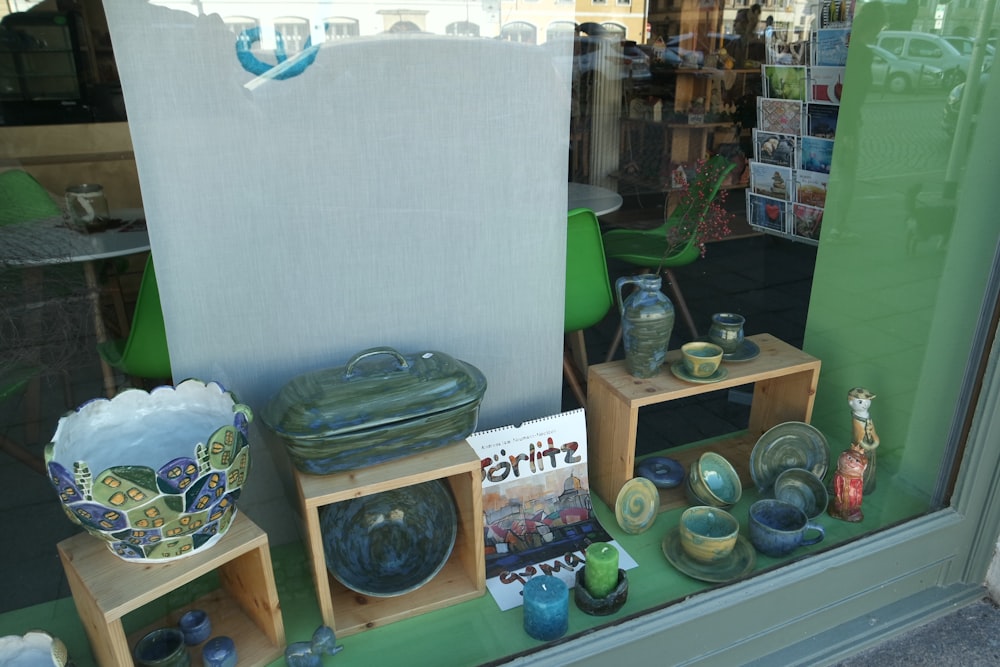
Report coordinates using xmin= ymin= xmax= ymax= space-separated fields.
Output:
xmin=678 ymin=506 xmax=740 ymax=563
xmin=708 ymin=313 xmax=746 ymax=354
xmin=201 ymin=636 xmax=236 ymax=667
xmin=681 ymin=342 xmax=724 ymax=378
xmin=133 ymin=628 xmax=190 ymax=667
xmin=178 ymin=609 xmax=211 ymax=646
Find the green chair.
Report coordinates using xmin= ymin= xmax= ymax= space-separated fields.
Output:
xmin=601 ymin=155 xmax=736 ymax=358
xmin=564 ymin=207 xmax=615 ymax=408
xmin=0 ymin=365 xmax=47 ymax=474
xmin=0 ymin=169 xmax=61 ymax=226
xmin=97 ymin=255 xmax=172 ymax=387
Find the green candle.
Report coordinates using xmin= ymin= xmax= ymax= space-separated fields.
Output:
xmin=584 ymin=542 xmax=619 ymax=599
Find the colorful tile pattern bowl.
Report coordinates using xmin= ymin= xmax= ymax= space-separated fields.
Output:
xmin=44 ymin=379 xmax=252 ymax=562
xmin=320 ymin=479 xmax=457 ymax=597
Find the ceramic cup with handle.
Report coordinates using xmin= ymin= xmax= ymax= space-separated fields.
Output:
xmin=748 ymin=498 xmax=825 ymax=558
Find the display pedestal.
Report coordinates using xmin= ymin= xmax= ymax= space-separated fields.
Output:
xmin=294 ymin=439 xmax=486 ymax=637
xmin=587 ymin=333 xmax=821 ymax=511
xmin=57 ymin=512 xmax=285 ymax=667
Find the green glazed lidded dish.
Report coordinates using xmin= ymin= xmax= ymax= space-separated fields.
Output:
xmin=262 ymin=347 xmax=487 ymax=475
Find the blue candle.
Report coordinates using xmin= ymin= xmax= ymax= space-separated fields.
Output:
xmin=522 ymin=575 xmax=569 ymax=641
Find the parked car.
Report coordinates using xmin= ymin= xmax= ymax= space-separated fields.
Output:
xmin=870 ymin=44 xmax=944 ymax=93
xmin=942 ymin=68 xmax=990 ymax=135
xmin=941 ymin=35 xmax=995 ymax=67
xmin=875 ymin=30 xmax=971 ymax=88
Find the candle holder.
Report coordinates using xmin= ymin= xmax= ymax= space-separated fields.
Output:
xmin=574 ymin=567 xmax=628 ymax=616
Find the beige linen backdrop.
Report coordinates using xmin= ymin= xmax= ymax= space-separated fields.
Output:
xmin=103 ymin=2 xmax=572 ymax=542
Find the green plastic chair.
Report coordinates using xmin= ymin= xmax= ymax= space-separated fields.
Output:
xmin=564 ymin=207 xmax=614 ymax=408
xmin=602 ymin=155 xmax=736 ymax=357
xmin=0 ymin=170 xmax=61 ymax=226
xmin=97 ymin=254 xmax=172 ymax=386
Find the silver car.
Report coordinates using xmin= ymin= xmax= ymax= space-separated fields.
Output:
xmin=870 ymin=44 xmax=944 ymax=93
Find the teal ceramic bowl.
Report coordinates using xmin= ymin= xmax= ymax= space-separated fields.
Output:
xmin=774 ymin=468 xmax=829 ymax=519
xmin=320 ymin=480 xmax=458 ymax=597
xmin=686 ymin=452 xmax=742 ymax=509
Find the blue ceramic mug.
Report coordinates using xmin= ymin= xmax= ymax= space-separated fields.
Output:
xmin=748 ymin=499 xmax=825 ymax=558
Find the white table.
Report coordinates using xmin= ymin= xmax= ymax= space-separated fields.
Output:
xmin=1 ymin=208 xmax=150 ymax=399
xmin=568 ymin=182 xmax=624 ymax=216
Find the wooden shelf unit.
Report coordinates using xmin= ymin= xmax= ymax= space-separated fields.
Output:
xmin=586 ymin=333 xmax=821 ymax=511
xmin=294 ymin=439 xmax=486 ymax=637
xmin=57 ymin=513 xmax=285 ymax=667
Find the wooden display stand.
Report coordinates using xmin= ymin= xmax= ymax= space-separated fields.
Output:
xmin=57 ymin=512 xmax=285 ymax=667
xmin=294 ymin=439 xmax=486 ymax=637
xmin=586 ymin=334 xmax=821 ymax=511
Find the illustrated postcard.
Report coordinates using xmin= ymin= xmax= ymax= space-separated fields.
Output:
xmin=750 ymin=161 xmax=793 ymax=201
xmin=753 ymin=129 xmax=798 ymax=168
xmin=747 ymin=191 xmax=789 ymax=234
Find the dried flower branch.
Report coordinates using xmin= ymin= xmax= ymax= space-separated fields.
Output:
xmin=662 ymin=158 xmax=735 ymax=262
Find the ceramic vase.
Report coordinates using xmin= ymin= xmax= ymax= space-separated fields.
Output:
xmin=44 ymin=379 xmax=253 ymax=562
xmin=615 ymin=274 xmax=675 ymax=379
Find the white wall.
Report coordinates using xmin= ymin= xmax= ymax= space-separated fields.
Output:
xmin=103 ymin=2 xmax=572 ymax=542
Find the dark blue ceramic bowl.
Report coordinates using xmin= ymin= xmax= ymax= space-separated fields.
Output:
xmin=320 ymin=479 xmax=458 ymax=597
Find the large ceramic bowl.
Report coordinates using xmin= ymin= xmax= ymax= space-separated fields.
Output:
xmin=0 ymin=630 xmax=69 ymax=666
xmin=44 ymin=379 xmax=252 ymax=561
xmin=320 ymin=480 xmax=457 ymax=597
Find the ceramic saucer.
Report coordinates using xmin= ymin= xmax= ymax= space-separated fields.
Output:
xmin=615 ymin=477 xmax=660 ymax=535
xmin=749 ymin=421 xmax=830 ymax=494
xmin=636 ymin=456 xmax=684 ymax=489
xmin=670 ymin=362 xmax=729 ymax=384
xmin=722 ymin=339 xmax=760 ymax=362
xmin=662 ymin=527 xmax=756 ymax=583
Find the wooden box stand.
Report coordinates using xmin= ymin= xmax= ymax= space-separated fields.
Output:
xmin=294 ymin=439 xmax=486 ymax=637
xmin=587 ymin=334 xmax=821 ymax=511
xmin=57 ymin=512 xmax=285 ymax=667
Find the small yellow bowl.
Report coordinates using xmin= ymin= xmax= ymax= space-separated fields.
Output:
xmin=678 ymin=506 xmax=740 ymax=563
xmin=681 ymin=342 xmax=724 ymax=378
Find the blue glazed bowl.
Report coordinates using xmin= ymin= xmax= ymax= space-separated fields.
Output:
xmin=320 ymin=479 xmax=458 ymax=597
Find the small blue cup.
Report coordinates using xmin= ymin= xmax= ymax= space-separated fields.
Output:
xmin=177 ymin=609 xmax=211 ymax=646
xmin=202 ymin=636 xmax=237 ymax=667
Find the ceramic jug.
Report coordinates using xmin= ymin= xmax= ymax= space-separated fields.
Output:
xmin=615 ymin=274 xmax=675 ymax=379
